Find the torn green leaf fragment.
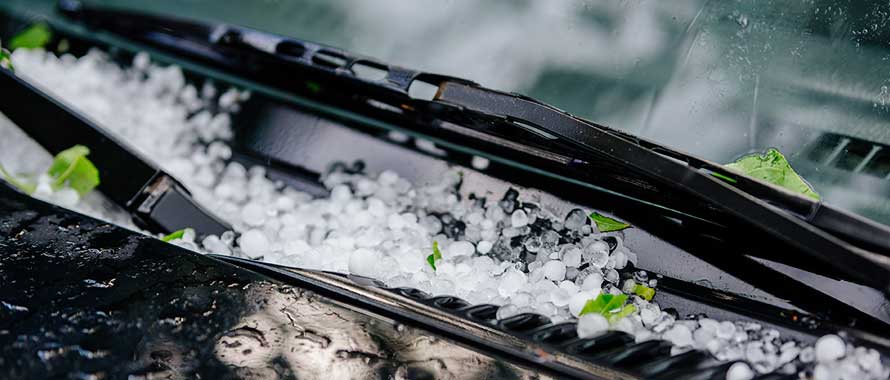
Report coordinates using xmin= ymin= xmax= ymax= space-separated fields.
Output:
xmin=10 ymin=22 xmax=52 ymax=50
xmin=607 ymin=304 xmax=637 ymax=324
xmin=588 ymin=212 xmax=630 ymax=232
xmin=632 ymin=283 xmax=656 ymax=301
xmin=579 ymin=293 xmax=628 ymax=316
xmin=47 ymin=145 xmax=100 ymax=196
xmin=161 ymin=229 xmax=187 ymax=242
xmin=0 ymin=164 xmax=36 ymax=194
xmin=427 ymin=240 xmax=443 ymax=270
xmin=724 ymin=148 xmax=819 ymax=199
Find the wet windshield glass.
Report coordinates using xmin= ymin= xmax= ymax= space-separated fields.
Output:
xmin=37 ymin=0 xmax=890 ymax=224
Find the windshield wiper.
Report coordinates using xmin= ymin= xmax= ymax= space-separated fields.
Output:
xmin=0 ymin=69 xmax=232 ymax=239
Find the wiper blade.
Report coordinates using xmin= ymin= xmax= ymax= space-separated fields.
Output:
xmin=54 ymin=1 xmax=890 ymax=292
xmin=434 ymin=82 xmax=890 ymax=291
xmin=0 ymin=68 xmax=231 ymax=238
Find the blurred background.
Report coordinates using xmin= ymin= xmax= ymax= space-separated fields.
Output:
xmin=9 ymin=0 xmax=890 ymax=224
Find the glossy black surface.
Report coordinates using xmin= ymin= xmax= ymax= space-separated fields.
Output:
xmin=0 ymin=183 xmax=560 ymax=379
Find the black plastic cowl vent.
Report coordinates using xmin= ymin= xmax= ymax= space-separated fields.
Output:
xmin=381 ymin=286 xmax=735 ymax=379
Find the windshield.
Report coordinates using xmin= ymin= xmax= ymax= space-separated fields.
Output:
xmin=12 ymin=0 xmax=890 ymax=224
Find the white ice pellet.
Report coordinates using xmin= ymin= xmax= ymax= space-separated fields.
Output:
xmin=640 ymin=304 xmax=660 ymax=326
xmin=663 ymin=324 xmax=694 ymax=348
xmin=726 ymin=362 xmax=755 ymax=380
xmin=563 ymin=248 xmax=582 ymax=267
xmin=239 ymin=229 xmax=270 ymax=258
xmin=219 ymin=88 xmax=239 ymax=109
xmin=716 ymin=321 xmax=737 ymax=339
xmin=498 ymin=270 xmax=527 ymax=297
xmin=53 ymin=188 xmax=80 ymax=207
xmin=581 ymin=272 xmax=604 ymax=291
xmin=511 ymin=209 xmax=529 ymax=228
xmin=577 ymin=313 xmax=609 ymax=338
xmin=815 ymin=334 xmax=845 ymax=363
xmin=542 ymin=260 xmax=567 ymax=281
xmin=448 ymin=241 xmax=475 ymax=257
xmin=331 ymin=184 xmax=352 ymax=203
xmin=202 ymin=235 xmax=231 ymax=255
xmin=348 ymin=248 xmax=380 ymax=278
xmin=471 ymin=156 xmax=490 ymax=170
xmin=477 ymin=240 xmax=493 ymax=254
xmin=241 ymin=202 xmax=267 ymax=226
xmin=564 ymin=210 xmax=587 ymax=231
xmin=378 ymin=170 xmax=399 ymax=185
xmin=568 ymin=291 xmax=594 ymax=317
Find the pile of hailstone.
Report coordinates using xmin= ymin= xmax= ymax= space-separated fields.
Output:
xmin=6 ymin=48 xmax=889 ymax=380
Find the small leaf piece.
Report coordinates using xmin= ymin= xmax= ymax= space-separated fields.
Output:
xmin=0 ymin=164 xmax=36 ymax=194
xmin=580 ymin=293 xmax=636 ymax=324
xmin=0 ymin=48 xmax=12 ymax=71
xmin=10 ymin=22 xmax=52 ymax=50
xmin=607 ymin=304 xmax=637 ymax=324
xmin=632 ymin=283 xmax=656 ymax=301
xmin=426 ymin=240 xmax=443 ymax=270
xmin=724 ymin=148 xmax=819 ymax=199
xmin=589 ymin=212 xmax=630 ymax=232
xmin=47 ymin=145 xmax=100 ymax=196
xmin=579 ymin=293 xmax=628 ymax=316
xmin=161 ymin=229 xmax=187 ymax=242
xmin=710 ymin=171 xmax=737 ymax=184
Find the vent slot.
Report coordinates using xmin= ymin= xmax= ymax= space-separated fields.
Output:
xmin=590 ymin=340 xmax=672 ymax=367
xmin=393 ymin=287 xmax=429 ymax=300
xmin=564 ymin=331 xmax=634 ymax=357
xmin=429 ymin=296 xmax=470 ymax=310
xmin=497 ymin=313 xmax=551 ymax=333
xmin=275 ymin=41 xmax=306 ymax=58
xmin=529 ymin=323 xmax=579 ymax=345
xmin=312 ymin=50 xmax=348 ymax=69
xmin=804 ymin=132 xmax=890 ymax=180
xmin=408 ymin=78 xmax=440 ymax=101
xmin=463 ymin=304 xmax=499 ymax=323
xmin=862 ymin=147 xmax=890 ymax=178
xmin=352 ymin=61 xmax=389 ymax=81
xmin=634 ymin=349 xmax=710 ymax=376
xmin=834 ymin=139 xmax=873 ymax=171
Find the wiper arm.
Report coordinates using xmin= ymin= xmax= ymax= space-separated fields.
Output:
xmin=0 ymin=69 xmax=232 ymax=239
xmin=434 ymin=82 xmax=890 ymax=291
xmin=53 ymin=1 xmax=890 ymax=293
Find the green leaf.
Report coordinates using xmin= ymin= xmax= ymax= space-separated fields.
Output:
xmin=579 ymin=293 xmax=628 ymax=316
xmin=588 ymin=212 xmax=630 ymax=232
xmin=725 ymin=148 xmax=819 ymax=200
xmin=607 ymin=304 xmax=637 ymax=324
xmin=0 ymin=45 xmax=12 ymax=71
xmin=9 ymin=22 xmax=52 ymax=50
xmin=47 ymin=145 xmax=100 ymax=196
xmin=0 ymin=164 xmax=36 ymax=194
xmin=580 ymin=293 xmax=637 ymax=324
xmin=161 ymin=229 xmax=187 ymax=242
xmin=427 ymin=240 xmax=443 ymax=270
xmin=632 ymin=283 xmax=656 ymax=301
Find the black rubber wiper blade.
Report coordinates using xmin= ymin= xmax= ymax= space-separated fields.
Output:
xmin=0 ymin=68 xmax=231 ymax=238
xmin=435 ymin=82 xmax=890 ymax=293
